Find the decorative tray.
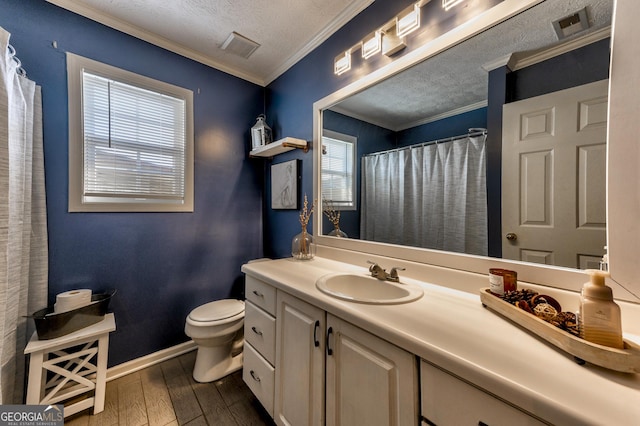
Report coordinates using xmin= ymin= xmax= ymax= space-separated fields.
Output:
xmin=480 ymin=288 xmax=640 ymax=373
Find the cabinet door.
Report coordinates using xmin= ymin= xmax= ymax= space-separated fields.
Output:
xmin=274 ymin=291 xmax=325 ymax=426
xmin=325 ymin=314 xmax=418 ymax=426
xmin=421 ymin=360 xmax=546 ymax=426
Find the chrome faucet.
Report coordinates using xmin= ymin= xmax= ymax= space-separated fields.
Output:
xmin=367 ymin=261 xmax=405 ymax=282
xmin=388 ymin=267 xmax=405 ymax=283
xmin=368 ymin=261 xmax=388 ymax=280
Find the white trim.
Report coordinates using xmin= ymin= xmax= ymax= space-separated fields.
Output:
xmin=47 ymin=0 xmax=374 ymax=87
xmin=263 ymin=0 xmax=374 ymax=85
xmin=482 ymin=26 xmax=612 ymax=73
xmin=47 ymin=0 xmax=264 ymax=85
xmin=66 ymin=52 xmax=195 ymax=213
xmin=396 ymin=101 xmax=488 ymax=131
xmin=331 ymin=100 xmax=487 ymax=132
xmin=106 ymin=341 xmax=196 ymax=381
xmin=510 ymin=26 xmax=612 ymax=71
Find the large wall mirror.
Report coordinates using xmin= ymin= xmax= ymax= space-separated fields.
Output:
xmin=313 ymin=0 xmax=640 ymax=302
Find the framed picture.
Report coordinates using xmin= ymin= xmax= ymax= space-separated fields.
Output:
xmin=271 ymin=159 xmax=299 ymax=209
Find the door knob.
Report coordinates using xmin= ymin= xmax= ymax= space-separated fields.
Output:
xmin=506 ymin=232 xmax=517 ymax=241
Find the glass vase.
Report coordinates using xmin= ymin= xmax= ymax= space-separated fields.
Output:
xmin=328 ymin=225 xmax=348 ymax=238
xmin=292 ymin=229 xmax=316 ymax=260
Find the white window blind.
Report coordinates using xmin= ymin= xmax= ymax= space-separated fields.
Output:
xmin=67 ymin=52 xmax=193 ymax=212
xmin=82 ymin=72 xmax=186 ymax=203
xmin=322 ymin=132 xmax=355 ymax=209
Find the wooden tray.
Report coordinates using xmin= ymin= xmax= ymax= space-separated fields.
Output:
xmin=480 ymin=288 xmax=640 ymax=373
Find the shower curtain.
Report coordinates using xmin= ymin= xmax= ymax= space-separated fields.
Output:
xmin=361 ymin=134 xmax=487 ymax=255
xmin=0 ymin=27 xmax=48 ymax=404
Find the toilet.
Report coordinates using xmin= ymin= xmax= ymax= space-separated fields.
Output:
xmin=184 ymin=299 xmax=245 ymax=383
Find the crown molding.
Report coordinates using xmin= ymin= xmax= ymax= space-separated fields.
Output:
xmin=396 ymin=100 xmax=488 ymax=131
xmin=482 ymin=25 xmax=612 ymax=74
xmin=47 ymin=0 xmax=374 ymax=87
xmin=264 ymin=0 xmax=375 ymax=85
xmin=46 ymin=0 xmax=266 ymax=85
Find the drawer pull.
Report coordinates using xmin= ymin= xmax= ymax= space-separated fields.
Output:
xmin=326 ymin=327 xmax=334 ymax=356
xmin=251 ymin=326 xmax=263 ymax=336
xmin=252 ymin=290 xmax=264 ymax=298
xmin=313 ymin=320 xmax=320 ymax=347
xmin=250 ymin=370 xmax=261 ymax=382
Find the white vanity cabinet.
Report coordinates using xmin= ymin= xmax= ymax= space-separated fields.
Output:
xmin=274 ymin=291 xmax=325 ymax=425
xmin=243 ymin=276 xmax=277 ymax=416
xmin=420 ymin=360 xmax=546 ymax=426
xmin=274 ymin=290 xmax=418 ymax=426
xmin=325 ymin=313 xmax=418 ymax=426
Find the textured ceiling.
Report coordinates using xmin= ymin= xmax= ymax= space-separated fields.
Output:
xmin=46 ymin=0 xmax=373 ymax=85
xmin=332 ymin=0 xmax=613 ymax=131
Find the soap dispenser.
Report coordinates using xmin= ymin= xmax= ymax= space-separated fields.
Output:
xmin=579 ymin=269 xmax=624 ymax=349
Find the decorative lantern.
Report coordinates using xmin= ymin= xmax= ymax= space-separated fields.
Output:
xmin=251 ymin=114 xmax=273 ymax=149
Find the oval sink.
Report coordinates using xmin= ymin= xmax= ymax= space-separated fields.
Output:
xmin=315 ymin=273 xmax=423 ymax=304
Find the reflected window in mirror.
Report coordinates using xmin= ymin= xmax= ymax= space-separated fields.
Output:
xmin=321 ymin=130 xmax=357 ymax=211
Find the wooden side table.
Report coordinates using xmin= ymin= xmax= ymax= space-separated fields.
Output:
xmin=24 ymin=313 xmax=116 ymax=417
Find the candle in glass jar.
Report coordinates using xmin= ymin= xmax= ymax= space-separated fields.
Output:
xmin=489 ymin=268 xmax=517 ymax=296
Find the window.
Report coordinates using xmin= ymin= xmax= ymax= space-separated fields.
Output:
xmin=67 ymin=53 xmax=194 ymax=212
xmin=321 ymin=130 xmax=356 ymax=210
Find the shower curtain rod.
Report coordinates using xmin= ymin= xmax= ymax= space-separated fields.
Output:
xmin=7 ymin=43 xmax=27 ymax=77
xmin=363 ymin=128 xmax=487 ymax=158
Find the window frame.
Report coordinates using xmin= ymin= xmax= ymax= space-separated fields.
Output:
xmin=67 ymin=52 xmax=194 ymax=212
xmin=321 ymin=129 xmax=357 ymax=211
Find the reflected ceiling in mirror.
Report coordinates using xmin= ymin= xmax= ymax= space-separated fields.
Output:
xmin=319 ymin=0 xmax=613 ymax=270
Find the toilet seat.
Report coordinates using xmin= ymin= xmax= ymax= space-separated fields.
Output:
xmin=188 ymin=299 xmax=245 ymax=325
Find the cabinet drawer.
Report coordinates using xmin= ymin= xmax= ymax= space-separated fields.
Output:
xmin=420 ymin=360 xmax=546 ymax=426
xmin=245 ymin=301 xmax=276 ymax=365
xmin=245 ymin=275 xmax=276 ymax=315
xmin=243 ymin=343 xmax=275 ymax=417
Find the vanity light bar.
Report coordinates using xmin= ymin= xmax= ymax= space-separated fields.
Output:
xmin=442 ymin=0 xmax=466 ymax=11
xmin=334 ymin=51 xmax=351 ymax=75
xmin=362 ymin=31 xmax=382 ymax=59
xmin=334 ymin=0 xmax=448 ymax=76
xmin=396 ymin=4 xmax=421 ymax=38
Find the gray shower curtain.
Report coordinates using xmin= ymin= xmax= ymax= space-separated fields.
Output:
xmin=360 ymin=134 xmax=487 ymax=255
xmin=0 ymin=27 xmax=48 ymax=404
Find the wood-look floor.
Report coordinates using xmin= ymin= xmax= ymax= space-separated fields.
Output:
xmin=65 ymin=351 xmax=275 ymax=426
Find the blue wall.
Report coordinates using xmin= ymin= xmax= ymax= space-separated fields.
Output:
xmin=1 ymin=0 xmax=264 ymax=366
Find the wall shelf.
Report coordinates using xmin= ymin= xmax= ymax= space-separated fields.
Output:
xmin=250 ymin=137 xmax=309 ymax=158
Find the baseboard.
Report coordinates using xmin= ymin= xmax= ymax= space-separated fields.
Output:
xmin=107 ymin=340 xmax=196 ymax=381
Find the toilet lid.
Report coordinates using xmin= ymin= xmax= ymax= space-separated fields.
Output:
xmin=189 ymin=299 xmax=244 ymax=322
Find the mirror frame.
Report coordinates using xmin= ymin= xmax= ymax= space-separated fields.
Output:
xmin=313 ymin=0 xmax=637 ymax=301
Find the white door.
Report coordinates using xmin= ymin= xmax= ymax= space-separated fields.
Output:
xmin=502 ymin=80 xmax=608 ymax=269
xmin=325 ymin=314 xmax=418 ymax=426
xmin=274 ymin=292 xmax=325 ymax=426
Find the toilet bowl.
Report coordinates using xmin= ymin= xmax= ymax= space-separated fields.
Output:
xmin=185 ymin=299 xmax=245 ymax=383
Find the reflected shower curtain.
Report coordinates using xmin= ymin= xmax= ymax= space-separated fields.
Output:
xmin=361 ymin=135 xmax=487 ymax=255
xmin=0 ymin=27 xmax=48 ymax=404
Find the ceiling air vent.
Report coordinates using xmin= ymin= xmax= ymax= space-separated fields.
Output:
xmin=552 ymin=7 xmax=590 ymax=40
xmin=221 ymin=32 xmax=260 ymax=59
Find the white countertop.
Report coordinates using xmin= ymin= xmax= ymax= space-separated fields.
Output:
xmin=242 ymin=257 xmax=640 ymax=426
